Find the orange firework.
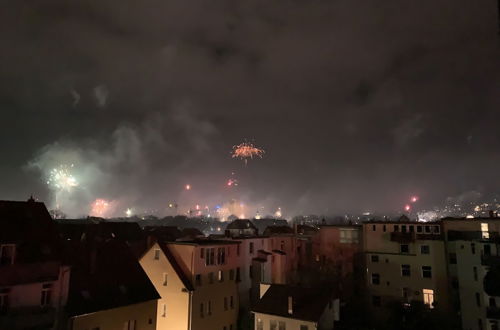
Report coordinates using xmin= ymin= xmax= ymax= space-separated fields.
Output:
xmin=231 ymin=142 xmax=265 ymax=165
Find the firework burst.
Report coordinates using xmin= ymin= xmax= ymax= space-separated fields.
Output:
xmin=47 ymin=164 xmax=78 ymax=192
xmin=231 ymin=142 xmax=265 ymax=165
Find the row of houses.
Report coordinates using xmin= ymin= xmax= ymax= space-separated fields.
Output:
xmin=1 ymin=198 xmax=499 ymax=330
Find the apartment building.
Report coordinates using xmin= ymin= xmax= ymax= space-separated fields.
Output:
xmin=363 ymin=218 xmax=451 ymax=319
xmin=140 ymin=239 xmax=240 ymax=330
xmin=0 ymin=199 xmax=70 ymax=330
xmin=443 ymin=217 xmax=500 ymax=330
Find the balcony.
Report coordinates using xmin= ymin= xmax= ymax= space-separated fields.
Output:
xmin=390 ymin=232 xmax=415 ymax=243
xmin=487 ymin=307 xmax=500 ymax=319
xmin=416 ymin=233 xmax=443 ymax=241
xmin=481 ymin=255 xmax=500 ymax=267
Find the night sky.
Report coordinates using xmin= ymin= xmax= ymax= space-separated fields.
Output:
xmin=1 ymin=0 xmax=499 ymax=217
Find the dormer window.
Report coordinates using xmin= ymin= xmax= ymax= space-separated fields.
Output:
xmin=0 ymin=244 xmax=15 ymax=265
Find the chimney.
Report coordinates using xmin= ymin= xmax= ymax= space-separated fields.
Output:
xmin=288 ymin=296 xmax=293 ymax=315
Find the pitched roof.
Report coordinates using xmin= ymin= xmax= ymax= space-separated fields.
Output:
xmin=158 ymin=242 xmax=194 ymax=291
xmin=253 ymin=285 xmax=335 ymax=322
xmin=66 ymin=239 xmax=159 ymax=316
xmin=226 ymin=219 xmax=258 ymax=231
xmin=263 ymin=225 xmax=294 ymax=236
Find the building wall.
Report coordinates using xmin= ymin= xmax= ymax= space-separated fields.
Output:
xmin=363 ymin=223 xmax=451 ymax=316
xmin=140 ymin=243 xmax=190 ymax=330
xmin=70 ymin=300 xmax=157 ymax=330
xmin=254 ymin=312 xmax=317 ymax=330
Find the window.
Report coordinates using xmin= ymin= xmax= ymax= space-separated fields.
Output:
xmin=422 ymin=266 xmax=432 ymax=278
xmin=237 ymin=244 xmax=240 ymax=256
xmin=433 ymin=226 xmax=440 ymax=234
xmin=484 ymin=244 xmax=492 ymax=256
xmin=371 ymin=273 xmax=380 ymax=285
xmin=401 ymin=264 xmax=411 ymax=277
xmin=473 ymin=267 xmax=478 ymax=281
xmin=491 ymin=321 xmax=499 ymax=330
xmin=196 ymin=274 xmax=202 ymax=286
xmin=400 ymin=244 xmax=409 ymax=253
xmin=372 ymin=295 xmax=381 ymax=306
xmin=409 ymin=225 xmax=414 ymax=232
xmin=230 ymin=325 xmax=233 ymax=330
xmin=417 ymin=225 xmax=422 ymax=233
xmin=223 ymin=326 xmax=227 ymax=330
xmin=0 ymin=288 xmax=10 ymax=312
xmin=383 ymin=225 xmax=386 ymax=232
xmin=471 ymin=243 xmax=476 ymax=255
xmin=41 ymin=283 xmax=52 ymax=306
xmin=394 ymin=225 xmax=399 ymax=232
xmin=208 ymin=272 xmax=214 ymax=284
xmin=371 ymin=255 xmax=379 ymax=263
xmin=249 ymin=266 xmax=253 ymax=279
xmin=0 ymin=245 xmax=15 ymax=265
xmin=476 ymin=292 xmax=481 ymax=307
xmin=205 ymin=248 xmax=216 ymax=266
xmin=124 ymin=320 xmax=136 ymax=330
xmin=421 ymin=245 xmax=430 ymax=254
xmin=208 ymin=300 xmax=212 ymax=315
xmin=280 ymin=241 xmax=285 ymax=251
xmin=201 ymin=248 xmax=205 ymax=259
xmin=154 ymin=249 xmax=160 ymax=260
xmin=425 ymin=226 xmax=431 ymax=233
xmin=236 ymin=267 xmax=241 ymax=282
xmin=249 ymin=242 xmax=254 ymax=254
xmin=270 ymin=320 xmax=277 ymax=330
xmin=278 ymin=321 xmax=286 ymax=330
xmin=300 ymin=326 xmax=309 ymax=330
xmin=217 ymin=248 xmax=226 ymax=265
xmin=256 ymin=319 xmax=263 ymax=330
xmin=224 ymin=297 xmax=228 ymax=311
xmin=340 ymin=229 xmax=359 ymax=243
xmin=161 ymin=303 xmax=166 ymax=317
xmin=230 ymin=296 xmax=234 ymax=309
xmin=423 ymin=289 xmax=434 ymax=309
xmin=402 ymin=225 xmax=407 ymax=233
xmin=478 ymin=319 xmax=483 ymax=330
xmin=449 ymin=253 xmax=457 ymax=264
xmin=402 ymin=287 xmax=410 ymax=299
xmin=218 ymin=270 xmax=224 ymax=282
xmin=372 ymin=225 xmax=376 ymax=231
xmin=229 ymin=269 xmax=235 ymax=280
xmin=481 ymin=223 xmax=489 ymax=239
xmin=163 ymin=273 xmax=168 ymax=286
xmin=200 ymin=303 xmax=204 ymax=318
xmin=490 ymin=297 xmax=497 ymax=307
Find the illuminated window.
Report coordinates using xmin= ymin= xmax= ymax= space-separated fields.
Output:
xmin=481 ymin=223 xmax=489 ymax=239
xmin=153 ymin=249 xmax=160 ymax=260
xmin=423 ymin=289 xmax=434 ymax=308
xmin=41 ymin=283 xmax=52 ymax=306
xmin=218 ymin=270 xmax=224 ymax=282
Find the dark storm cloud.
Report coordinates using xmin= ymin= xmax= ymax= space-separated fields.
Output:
xmin=1 ymin=0 xmax=499 ymax=216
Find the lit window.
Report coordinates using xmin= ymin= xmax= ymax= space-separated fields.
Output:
xmin=218 ymin=270 xmax=224 ymax=282
xmin=481 ymin=223 xmax=489 ymax=239
xmin=423 ymin=289 xmax=434 ymax=308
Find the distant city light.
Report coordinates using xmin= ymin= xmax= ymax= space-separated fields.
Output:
xmin=185 ymin=184 xmax=191 ymax=190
